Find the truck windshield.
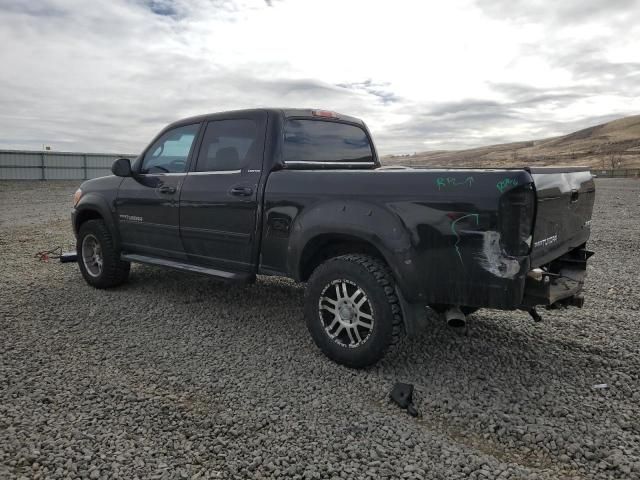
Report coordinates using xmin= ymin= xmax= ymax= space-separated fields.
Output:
xmin=283 ymin=119 xmax=373 ymax=164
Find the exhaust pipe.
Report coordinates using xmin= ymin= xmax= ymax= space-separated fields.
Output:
xmin=445 ymin=306 xmax=466 ymax=328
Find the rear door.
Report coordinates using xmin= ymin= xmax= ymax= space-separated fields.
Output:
xmin=529 ymin=167 xmax=595 ymax=267
xmin=179 ymin=112 xmax=267 ymax=272
xmin=116 ymin=123 xmax=201 ymax=259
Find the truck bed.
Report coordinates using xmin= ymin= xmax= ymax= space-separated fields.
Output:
xmin=261 ymin=165 xmax=594 ymax=310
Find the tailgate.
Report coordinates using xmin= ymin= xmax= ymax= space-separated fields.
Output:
xmin=528 ymin=167 xmax=595 ymax=267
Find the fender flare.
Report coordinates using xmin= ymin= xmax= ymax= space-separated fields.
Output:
xmin=287 ymin=199 xmax=415 ymax=287
xmin=74 ymin=193 xmax=121 ymax=249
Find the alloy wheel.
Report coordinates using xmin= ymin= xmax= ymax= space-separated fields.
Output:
xmin=318 ymin=279 xmax=374 ymax=348
xmin=81 ymin=234 xmax=103 ymax=278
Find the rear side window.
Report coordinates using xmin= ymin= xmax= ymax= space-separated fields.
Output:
xmin=195 ymin=119 xmax=259 ymax=172
xmin=141 ymin=124 xmax=199 ymax=174
xmin=283 ymin=120 xmax=373 ymax=163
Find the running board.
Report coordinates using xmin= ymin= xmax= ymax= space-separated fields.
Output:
xmin=121 ymin=254 xmax=253 ymax=283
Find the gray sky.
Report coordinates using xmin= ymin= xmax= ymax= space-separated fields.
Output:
xmin=1 ymin=0 xmax=639 ymax=154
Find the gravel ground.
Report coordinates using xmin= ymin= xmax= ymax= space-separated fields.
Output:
xmin=1 ymin=178 xmax=639 ymax=480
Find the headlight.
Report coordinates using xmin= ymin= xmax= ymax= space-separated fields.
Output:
xmin=73 ymin=188 xmax=82 ymax=207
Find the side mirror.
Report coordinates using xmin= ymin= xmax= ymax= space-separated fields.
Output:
xmin=112 ymin=158 xmax=132 ymax=177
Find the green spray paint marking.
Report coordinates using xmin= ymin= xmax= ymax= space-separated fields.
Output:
xmin=451 ymin=213 xmax=480 ymax=265
xmin=496 ymin=177 xmax=519 ymax=193
xmin=436 ymin=176 xmax=475 ymax=190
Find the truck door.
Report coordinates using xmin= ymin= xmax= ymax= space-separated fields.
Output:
xmin=179 ymin=112 xmax=267 ymax=272
xmin=116 ymin=123 xmax=201 ymax=259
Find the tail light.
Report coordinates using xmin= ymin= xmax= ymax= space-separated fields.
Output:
xmin=499 ymin=184 xmax=535 ymax=256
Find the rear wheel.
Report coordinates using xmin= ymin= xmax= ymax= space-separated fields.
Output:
xmin=304 ymin=254 xmax=403 ymax=368
xmin=77 ymin=219 xmax=130 ymax=288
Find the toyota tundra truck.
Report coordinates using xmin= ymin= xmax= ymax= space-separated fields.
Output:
xmin=71 ymin=108 xmax=595 ymax=367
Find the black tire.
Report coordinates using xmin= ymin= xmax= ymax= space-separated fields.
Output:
xmin=304 ymin=254 xmax=403 ymax=368
xmin=77 ymin=219 xmax=130 ymax=289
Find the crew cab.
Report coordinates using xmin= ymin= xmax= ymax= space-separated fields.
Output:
xmin=72 ymin=108 xmax=595 ymax=367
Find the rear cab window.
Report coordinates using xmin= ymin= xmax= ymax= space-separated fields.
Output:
xmin=195 ymin=119 xmax=259 ymax=172
xmin=283 ymin=119 xmax=374 ymax=165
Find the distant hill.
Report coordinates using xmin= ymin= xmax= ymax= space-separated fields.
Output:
xmin=383 ymin=115 xmax=640 ymax=169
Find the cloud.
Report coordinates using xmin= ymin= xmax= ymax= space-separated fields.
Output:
xmin=0 ymin=0 xmax=639 ymax=155
xmin=145 ymin=0 xmax=181 ymax=18
xmin=475 ymin=0 xmax=638 ymax=25
xmin=336 ymin=80 xmax=400 ymax=105
xmin=0 ymin=0 xmax=68 ymax=17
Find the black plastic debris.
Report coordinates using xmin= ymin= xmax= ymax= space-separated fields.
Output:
xmin=390 ymin=382 xmax=420 ymax=416
xmin=60 ymin=251 xmax=78 ymax=263
xmin=390 ymin=382 xmax=413 ymax=408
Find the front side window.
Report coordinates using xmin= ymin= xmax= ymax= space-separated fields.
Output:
xmin=195 ymin=119 xmax=259 ymax=172
xmin=141 ymin=123 xmax=199 ymax=174
xmin=283 ymin=120 xmax=373 ymax=163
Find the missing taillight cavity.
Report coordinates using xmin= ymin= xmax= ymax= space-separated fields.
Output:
xmin=498 ymin=184 xmax=535 ymax=256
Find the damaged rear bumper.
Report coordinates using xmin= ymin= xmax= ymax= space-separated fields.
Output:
xmin=520 ymin=246 xmax=594 ymax=309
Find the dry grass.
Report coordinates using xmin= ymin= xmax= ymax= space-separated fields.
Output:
xmin=384 ymin=115 xmax=640 ymax=169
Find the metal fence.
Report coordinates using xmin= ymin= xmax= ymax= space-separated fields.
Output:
xmin=592 ymin=168 xmax=640 ymax=178
xmin=1 ymin=149 xmax=640 ymax=180
xmin=0 ymin=149 xmax=137 ymax=180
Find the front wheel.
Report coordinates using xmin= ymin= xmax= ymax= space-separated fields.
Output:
xmin=304 ymin=254 xmax=403 ymax=368
xmin=77 ymin=219 xmax=130 ymax=289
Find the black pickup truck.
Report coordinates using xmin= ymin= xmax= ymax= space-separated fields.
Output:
xmin=72 ymin=108 xmax=595 ymax=367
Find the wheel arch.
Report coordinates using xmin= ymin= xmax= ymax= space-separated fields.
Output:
xmin=75 ymin=208 xmax=103 ymax=231
xmin=74 ymin=193 xmax=121 ymax=250
xmin=284 ymin=199 xmax=412 ymax=283
xmin=298 ymin=233 xmax=391 ymax=282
